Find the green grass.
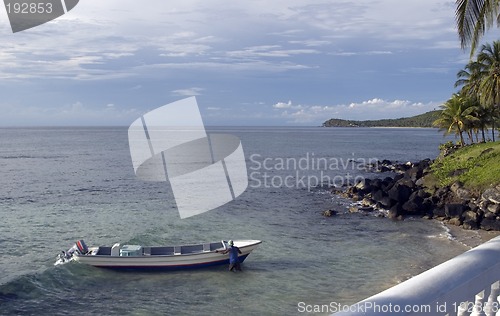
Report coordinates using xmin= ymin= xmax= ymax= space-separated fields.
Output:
xmin=429 ymin=141 xmax=500 ymax=194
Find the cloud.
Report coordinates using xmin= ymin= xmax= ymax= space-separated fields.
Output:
xmin=273 ymin=100 xmax=294 ymax=109
xmin=171 ymin=87 xmax=205 ymax=96
xmin=226 ymin=45 xmax=318 ymax=58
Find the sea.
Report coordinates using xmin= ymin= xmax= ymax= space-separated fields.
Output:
xmin=0 ymin=127 xmax=483 ymax=315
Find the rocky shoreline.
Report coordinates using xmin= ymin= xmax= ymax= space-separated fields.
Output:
xmin=327 ymin=159 xmax=500 ymax=232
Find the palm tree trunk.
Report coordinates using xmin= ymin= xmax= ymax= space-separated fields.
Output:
xmin=481 ymin=126 xmax=486 ymax=142
xmin=459 ymin=127 xmax=465 ymax=147
xmin=493 ymin=122 xmax=496 ymax=142
xmin=467 ymin=130 xmax=474 ymax=144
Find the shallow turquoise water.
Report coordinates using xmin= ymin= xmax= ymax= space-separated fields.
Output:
xmin=0 ymin=127 xmax=467 ymax=315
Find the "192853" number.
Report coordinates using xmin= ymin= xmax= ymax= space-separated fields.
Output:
xmin=6 ymin=2 xmax=53 ymax=14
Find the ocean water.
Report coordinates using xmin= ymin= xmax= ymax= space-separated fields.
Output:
xmin=0 ymin=127 xmax=470 ymax=315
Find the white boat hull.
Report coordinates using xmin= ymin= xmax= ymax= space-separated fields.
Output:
xmin=69 ymin=240 xmax=261 ymax=270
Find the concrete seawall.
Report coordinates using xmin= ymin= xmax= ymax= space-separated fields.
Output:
xmin=332 ymin=235 xmax=500 ymax=316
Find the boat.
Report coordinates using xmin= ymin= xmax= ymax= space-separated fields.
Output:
xmin=55 ymin=239 xmax=262 ymax=270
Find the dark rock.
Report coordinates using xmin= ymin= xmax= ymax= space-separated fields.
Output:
xmin=455 ymin=188 xmax=472 ymax=201
xmin=448 ymin=217 xmax=462 ymax=226
xmin=402 ymin=194 xmax=424 ymax=214
xmin=361 ymin=198 xmax=374 ymax=207
xmin=479 ymin=200 xmax=490 ymax=212
xmin=416 ymin=189 xmax=430 ymax=199
xmin=370 ymin=178 xmax=383 ymax=189
xmin=387 ymin=184 xmax=412 ymax=203
xmin=407 ymin=166 xmax=424 ymax=181
xmin=467 ymin=202 xmax=479 ymax=212
xmin=482 ymin=188 xmax=500 ymax=204
xmin=382 ymin=177 xmax=395 ymax=191
xmin=462 ymin=211 xmax=479 ymax=230
xmin=398 ymin=176 xmax=417 ymax=189
xmin=376 ymin=197 xmax=395 ymax=209
xmin=484 ymin=211 xmax=497 ymax=219
xmin=372 ymin=189 xmax=385 ymax=202
xmin=431 ymin=207 xmax=446 ymax=218
xmin=487 ymin=203 xmax=500 ymax=214
xmin=355 ymin=178 xmax=371 ymax=190
xmin=379 ymin=166 xmax=391 ymax=172
xmin=393 ymin=173 xmax=405 ymax=182
xmin=322 ymin=209 xmax=337 ymax=217
xmin=445 ymin=204 xmax=468 ymax=219
xmin=481 ymin=218 xmax=500 ymax=231
xmin=359 ymin=207 xmax=375 ymax=212
xmin=388 ymin=203 xmax=403 ymax=219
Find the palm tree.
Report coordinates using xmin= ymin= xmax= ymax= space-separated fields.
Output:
xmin=456 ymin=0 xmax=500 ymax=55
xmin=433 ymin=94 xmax=478 ymax=146
xmin=473 ymin=104 xmax=492 ymax=142
xmin=476 ymin=41 xmax=500 ymax=140
xmin=455 ymin=61 xmax=484 ymax=96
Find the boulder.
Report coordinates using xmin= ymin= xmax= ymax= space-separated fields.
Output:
xmin=481 ymin=218 xmax=500 ymax=231
xmin=407 ymin=166 xmax=424 ymax=181
xmin=359 ymin=207 xmax=375 ymax=212
xmin=467 ymin=201 xmax=479 ymax=212
xmin=484 ymin=211 xmax=497 ymax=219
xmin=370 ymin=178 xmax=383 ymax=189
xmin=402 ymin=191 xmax=424 ymax=214
xmin=462 ymin=211 xmax=479 ymax=230
xmin=388 ymin=203 xmax=403 ymax=219
xmin=322 ymin=209 xmax=337 ymax=217
xmin=361 ymin=198 xmax=374 ymax=207
xmin=455 ymin=188 xmax=472 ymax=201
xmin=431 ymin=208 xmax=445 ymax=218
xmin=387 ymin=184 xmax=412 ymax=203
xmin=448 ymin=217 xmax=462 ymax=226
xmin=377 ymin=197 xmax=395 ymax=209
xmin=372 ymin=189 xmax=385 ymax=202
xmin=355 ymin=178 xmax=371 ymax=191
xmin=415 ymin=177 xmax=425 ymax=187
xmin=445 ymin=204 xmax=467 ymax=219
xmin=372 ymin=190 xmax=394 ymax=208
xmin=487 ymin=203 xmax=500 ymax=214
xmin=482 ymin=188 xmax=500 ymax=204
xmin=398 ymin=176 xmax=417 ymax=189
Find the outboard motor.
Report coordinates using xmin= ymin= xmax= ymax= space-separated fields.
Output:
xmin=55 ymin=240 xmax=89 ymax=265
xmin=75 ymin=240 xmax=88 ymax=254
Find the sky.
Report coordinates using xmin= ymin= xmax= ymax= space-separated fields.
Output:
xmin=0 ymin=0 xmax=498 ymax=126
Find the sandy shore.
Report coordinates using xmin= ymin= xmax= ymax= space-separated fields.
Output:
xmin=445 ymin=223 xmax=500 ymax=249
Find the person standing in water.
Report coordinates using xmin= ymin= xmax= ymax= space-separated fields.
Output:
xmin=215 ymin=240 xmax=242 ymax=271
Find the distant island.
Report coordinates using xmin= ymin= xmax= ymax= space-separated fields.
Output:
xmin=322 ymin=110 xmax=440 ymax=128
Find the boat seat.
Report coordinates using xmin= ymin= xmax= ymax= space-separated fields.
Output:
xmin=203 ymin=243 xmax=211 ymax=252
xmin=150 ymin=247 xmax=174 ymax=255
xmin=174 ymin=246 xmax=181 ymax=255
xmin=210 ymin=242 xmax=223 ymax=251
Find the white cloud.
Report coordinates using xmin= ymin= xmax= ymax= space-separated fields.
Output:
xmin=273 ymin=100 xmax=294 ymax=109
xmin=171 ymin=87 xmax=205 ymax=96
